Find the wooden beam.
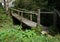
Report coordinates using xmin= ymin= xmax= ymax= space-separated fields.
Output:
xmin=30 ymin=14 xmax=32 ymax=21
xmin=37 ymin=9 xmax=40 ymax=26
xmin=10 ymin=8 xmax=23 ymax=12
xmin=10 ymin=8 xmax=37 ymax=15
xmin=21 ymin=12 xmax=23 ymax=24
xmin=23 ymin=11 xmax=37 ymax=15
xmin=40 ymin=12 xmax=54 ymax=14
xmin=18 ymin=11 xmax=20 ymax=15
xmin=12 ymin=13 xmax=37 ymax=27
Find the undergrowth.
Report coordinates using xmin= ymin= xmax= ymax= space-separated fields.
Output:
xmin=0 ymin=25 xmax=60 ymax=42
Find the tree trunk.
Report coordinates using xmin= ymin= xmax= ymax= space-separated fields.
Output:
xmin=4 ymin=0 xmax=9 ymax=14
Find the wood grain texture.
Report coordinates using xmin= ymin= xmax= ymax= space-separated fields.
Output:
xmin=12 ymin=13 xmax=37 ymax=27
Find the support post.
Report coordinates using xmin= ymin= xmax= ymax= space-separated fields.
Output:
xmin=21 ymin=12 xmax=23 ymax=18
xmin=30 ymin=14 xmax=32 ymax=21
xmin=37 ymin=9 xmax=40 ymax=26
xmin=21 ymin=12 xmax=23 ymax=26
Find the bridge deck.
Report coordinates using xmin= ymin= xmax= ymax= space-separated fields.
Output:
xmin=12 ymin=13 xmax=37 ymax=27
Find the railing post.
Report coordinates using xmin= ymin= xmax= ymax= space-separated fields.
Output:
xmin=30 ymin=14 xmax=32 ymax=21
xmin=37 ymin=9 xmax=40 ymax=26
xmin=21 ymin=12 xmax=23 ymax=18
xmin=21 ymin=12 xmax=23 ymax=26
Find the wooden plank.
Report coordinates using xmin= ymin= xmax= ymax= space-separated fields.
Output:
xmin=12 ymin=13 xmax=37 ymax=27
xmin=23 ymin=11 xmax=37 ymax=15
xmin=40 ymin=12 xmax=54 ymax=14
xmin=18 ymin=8 xmax=27 ymax=11
xmin=10 ymin=8 xmax=23 ymax=12
xmin=37 ymin=9 xmax=40 ymax=26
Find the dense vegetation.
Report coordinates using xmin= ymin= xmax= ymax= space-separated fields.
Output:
xmin=15 ymin=0 xmax=48 ymax=10
xmin=0 ymin=26 xmax=60 ymax=42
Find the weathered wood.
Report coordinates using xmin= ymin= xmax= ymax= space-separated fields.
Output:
xmin=11 ymin=8 xmax=23 ymax=12
xmin=21 ymin=12 xmax=23 ymax=25
xmin=10 ymin=8 xmax=54 ymax=28
xmin=11 ymin=8 xmax=37 ymax=15
xmin=21 ymin=12 xmax=23 ymax=18
xmin=40 ymin=12 xmax=54 ymax=14
xmin=18 ymin=8 xmax=27 ymax=11
xmin=37 ymin=9 xmax=40 ymax=26
xmin=5 ymin=0 xmax=9 ymax=14
xmin=23 ymin=11 xmax=37 ymax=15
xmin=12 ymin=13 xmax=37 ymax=27
xmin=30 ymin=14 xmax=32 ymax=21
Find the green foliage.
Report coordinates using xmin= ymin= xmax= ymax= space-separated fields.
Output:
xmin=0 ymin=8 xmax=13 ymax=28
xmin=0 ymin=27 xmax=60 ymax=42
xmin=15 ymin=0 xmax=48 ymax=10
xmin=0 ymin=26 xmax=41 ymax=42
xmin=0 ymin=7 xmax=5 ymax=14
xmin=48 ymin=26 xmax=59 ymax=35
xmin=32 ymin=26 xmax=43 ymax=35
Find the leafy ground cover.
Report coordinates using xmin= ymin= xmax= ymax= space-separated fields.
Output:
xmin=0 ymin=25 xmax=60 ymax=42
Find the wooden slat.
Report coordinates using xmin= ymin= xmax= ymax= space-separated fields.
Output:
xmin=12 ymin=13 xmax=37 ymax=27
xmin=40 ymin=12 xmax=54 ymax=14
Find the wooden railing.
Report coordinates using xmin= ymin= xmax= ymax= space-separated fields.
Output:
xmin=10 ymin=8 xmax=57 ymax=26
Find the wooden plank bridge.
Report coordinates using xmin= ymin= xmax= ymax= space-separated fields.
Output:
xmin=10 ymin=8 xmax=57 ymax=27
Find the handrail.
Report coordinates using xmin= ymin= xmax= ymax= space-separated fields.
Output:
xmin=10 ymin=8 xmax=38 ymax=15
xmin=40 ymin=12 xmax=54 ymax=14
xmin=54 ymin=9 xmax=60 ymax=17
xmin=10 ymin=8 xmax=23 ymax=12
xmin=10 ymin=8 xmax=57 ymax=27
xmin=10 ymin=8 xmax=54 ymax=15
